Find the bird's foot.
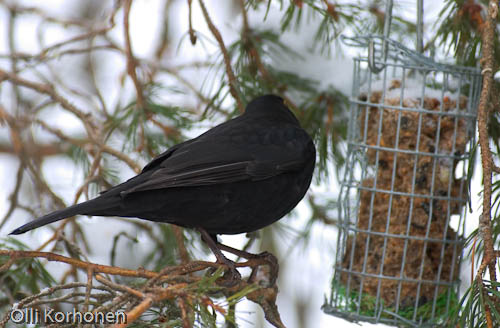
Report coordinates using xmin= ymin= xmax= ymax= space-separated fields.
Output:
xmin=216 ymin=260 xmax=242 ymax=287
xmin=212 ymin=241 xmax=279 ymax=286
xmin=197 ymin=228 xmax=242 ymax=286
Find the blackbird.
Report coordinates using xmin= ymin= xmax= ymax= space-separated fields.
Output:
xmin=10 ymin=94 xmax=316 ymax=280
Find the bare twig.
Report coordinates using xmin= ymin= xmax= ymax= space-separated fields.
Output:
xmin=95 ymin=274 xmax=145 ymax=299
xmin=39 ymin=26 xmax=114 ymax=58
xmin=0 ymin=250 xmax=157 ymax=278
xmin=198 ymin=0 xmax=244 ymax=112
xmin=0 ymin=68 xmax=97 ymax=138
xmin=35 ymin=118 xmax=141 ymax=173
xmin=187 ymin=0 xmax=197 ymax=45
xmin=114 ymin=297 xmax=153 ymax=328
xmin=178 ymin=296 xmax=191 ymax=328
xmin=173 ymin=226 xmax=190 ymax=264
xmin=0 ymin=162 xmax=25 ymax=230
xmin=83 ymin=267 xmax=94 ymax=313
xmin=123 ymin=0 xmax=146 ymax=111
xmin=100 ymin=144 xmax=142 ymax=173
xmin=238 ymin=0 xmax=300 ymax=115
xmin=0 ymin=249 xmax=275 ymax=279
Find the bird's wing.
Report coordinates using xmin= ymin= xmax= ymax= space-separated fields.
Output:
xmin=120 ymin=130 xmax=312 ymax=196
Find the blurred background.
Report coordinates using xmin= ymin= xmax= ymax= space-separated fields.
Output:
xmin=0 ymin=0 xmax=498 ymax=327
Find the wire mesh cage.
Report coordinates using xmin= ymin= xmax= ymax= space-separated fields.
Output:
xmin=322 ymin=35 xmax=482 ymax=327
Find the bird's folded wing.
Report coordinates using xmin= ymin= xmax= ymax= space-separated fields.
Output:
xmin=121 ymin=161 xmax=252 ymax=195
xmin=120 ymin=139 xmax=308 ymax=196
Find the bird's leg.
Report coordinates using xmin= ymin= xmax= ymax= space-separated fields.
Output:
xmin=215 ymin=242 xmax=279 ymax=286
xmin=197 ymin=228 xmax=241 ymax=282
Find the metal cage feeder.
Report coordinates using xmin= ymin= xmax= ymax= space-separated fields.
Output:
xmin=322 ymin=34 xmax=481 ymax=327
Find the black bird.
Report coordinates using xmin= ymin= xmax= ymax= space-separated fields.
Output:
xmin=10 ymin=94 xmax=316 ymax=280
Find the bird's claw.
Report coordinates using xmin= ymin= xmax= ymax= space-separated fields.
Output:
xmin=223 ymin=266 xmax=242 ymax=281
xmin=214 ymin=262 xmax=241 ymax=287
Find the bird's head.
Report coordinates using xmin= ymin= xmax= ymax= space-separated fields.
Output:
xmin=245 ymin=94 xmax=300 ymax=126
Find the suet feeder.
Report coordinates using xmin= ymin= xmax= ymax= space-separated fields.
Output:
xmin=323 ymin=1 xmax=481 ymax=326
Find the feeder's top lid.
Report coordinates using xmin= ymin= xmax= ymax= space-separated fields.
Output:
xmin=342 ymin=35 xmax=481 ymax=76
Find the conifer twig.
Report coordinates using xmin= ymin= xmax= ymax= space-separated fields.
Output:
xmin=476 ymin=1 xmax=499 ymax=327
xmin=476 ymin=0 xmax=498 ymax=282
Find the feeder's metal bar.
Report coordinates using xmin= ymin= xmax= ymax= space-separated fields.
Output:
xmin=412 ymin=72 xmax=439 ymax=321
xmin=435 ymin=74 xmax=456 ymax=321
xmin=338 ymin=183 xmax=468 ymax=205
xmin=431 ymin=72 xmax=454 ymax=320
xmin=391 ymin=70 xmax=407 ymax=315
xmin=382 ymin=0 xmax=393 ymax=44
xmin=323 ymin=307 xmax=421 ymax=328
xmin=368 ymin=62 xmax=391 ymax=312
xmin=354 ymin=56 xmax=480 ymax=75
xmin=344 ymin=59 xmax=374 ymax=314
xmin=344 ymin=35 xmax=482 ymax=74
xmin=339 ymin=60 xmax=366 ymax=311
xmin=350 ymin=99 xmax=477 ymax=119
xmin=382 ymin=310 xmax=425 ymax=328
xmin=338 ymin=226 xmax=464 ymax=245
xmin=333 ymin=267 xmax=457 ymax=286
xmin=356 ymin=66 xmax=386 ymax=315
xmin=417 ymin=0 xmax=424 ymax=54
xmin=444 ymin=74 xmax=468 ymax=319
xmin=332 ymin=57 xmax=362 ymax=311
xmin=347 ymin=142 xmax=470 ymax=161
xmin=374 ymin=62 xmax=402 ymax=312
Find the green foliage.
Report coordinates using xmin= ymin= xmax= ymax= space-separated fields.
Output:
xmin=67 ymin=144 xmax=121 ymax=197
xmin=330 ymin=280 xmax=460 ymax=326
xmin=434 ymin=0 xmax=483 ymax=65
xmin=299 ymin=88 xmax=349 ymax=180
xmin=433 ymin=0 xmax=500 ymax=74
xmin=224 ymin=25 xmax=350 ymax=179
xmin=141 ymin=225 xmax=180 ymax=271
xmin=0 ymin=238 xmax=56 ymax=310
xmin=119 ymin=269 xmax=258 ymax=328
xmin=453 ymin=279 xmax=500 ymax=327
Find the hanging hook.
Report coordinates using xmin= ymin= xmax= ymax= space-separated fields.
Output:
xmin=368 ymin=40 xmax=385 ymax=73
xmin=367 ymin=0 xmax=393 ymax=73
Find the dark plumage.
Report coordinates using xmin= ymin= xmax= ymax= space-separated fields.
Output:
xmin=10 ymin=94 xmax=316 ymax=280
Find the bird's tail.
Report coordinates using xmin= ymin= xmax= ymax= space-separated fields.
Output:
xmin=9 ymin=197 xmax=117 ymax=235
